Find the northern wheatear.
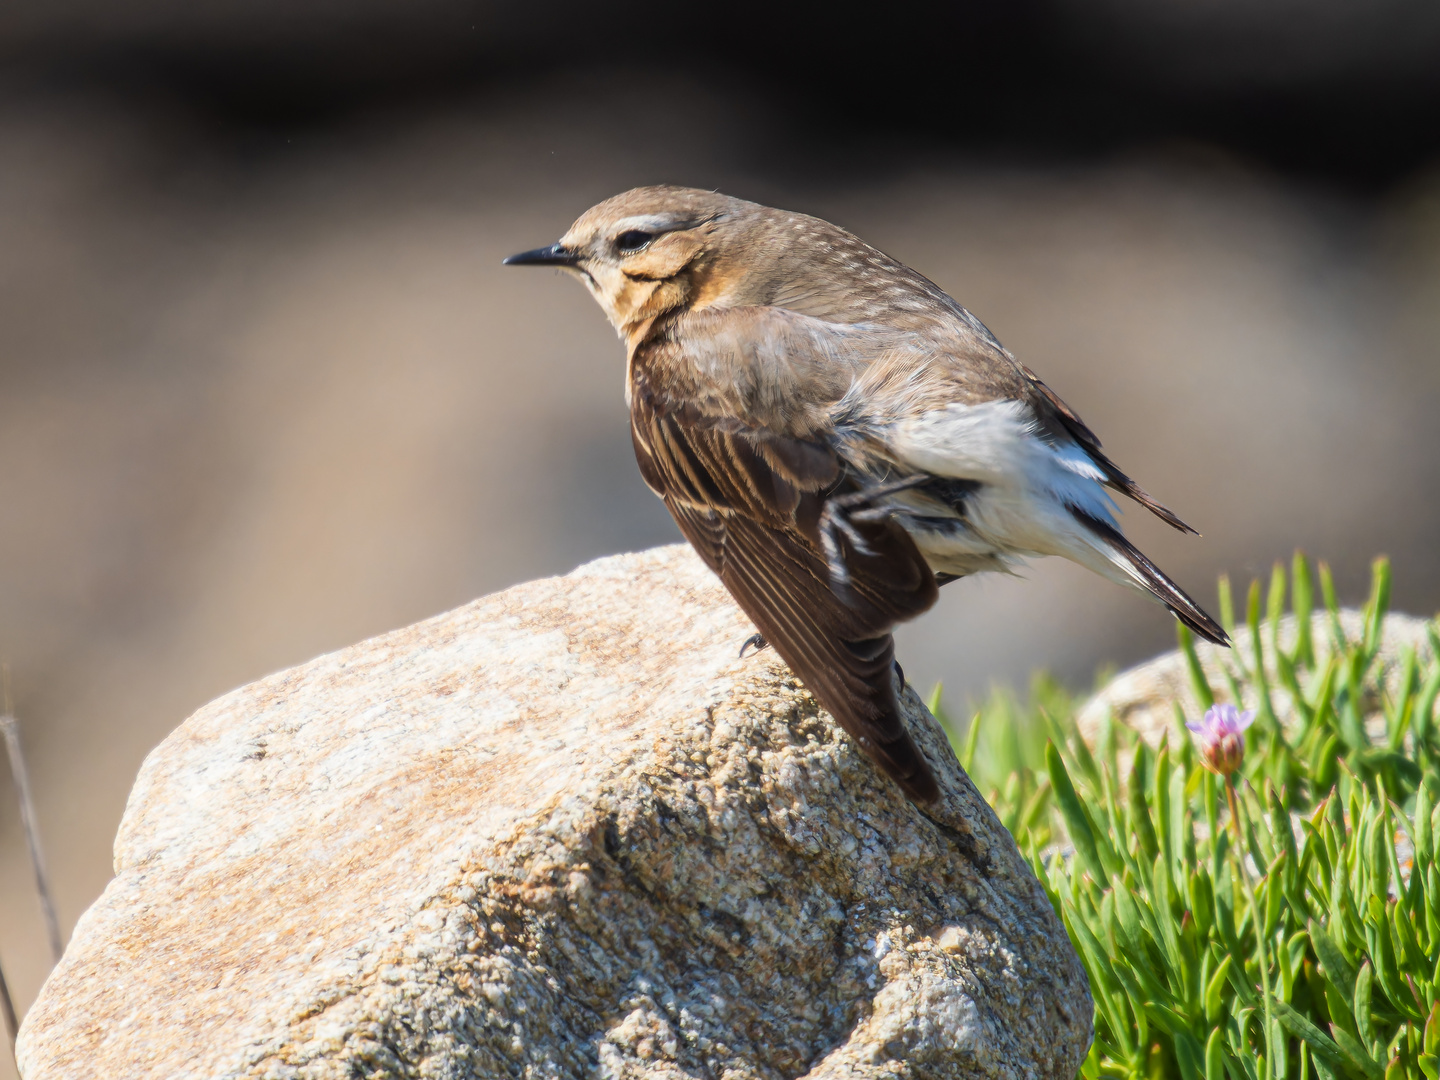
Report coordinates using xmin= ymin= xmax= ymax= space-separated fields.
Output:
xmin=506 ymin=186 xmax=1226 ymax=803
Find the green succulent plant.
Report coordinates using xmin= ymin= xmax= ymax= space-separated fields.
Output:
xmin=933 ymin=555 xmax=1440 ymax=1080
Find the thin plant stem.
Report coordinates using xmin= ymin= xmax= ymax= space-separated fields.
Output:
xmin=0 ymin=957 xmax=16 ymax=1065
xmin=1227 ymin=777 xmax=1276 ymax=1080
xmin=0 ymin=714 xmax=63 ymax=964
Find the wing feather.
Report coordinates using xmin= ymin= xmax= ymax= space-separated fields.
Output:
xmin=632 ymin=391 xmax=941 ymax=802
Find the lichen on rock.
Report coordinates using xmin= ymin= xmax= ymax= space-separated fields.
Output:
xmin=17 ymin=545 xmax=1091 ymax=1079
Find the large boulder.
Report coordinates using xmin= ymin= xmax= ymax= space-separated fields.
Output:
xmin=17 ymin=545 xmax=1091 ymax=1080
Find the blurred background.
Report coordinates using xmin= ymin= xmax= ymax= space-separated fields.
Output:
xmin=2 ymin=0 xmax=1440 ymax=1057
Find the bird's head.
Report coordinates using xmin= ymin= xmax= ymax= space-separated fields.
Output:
xmin=504 ymin=186 xmax=756 ymax=340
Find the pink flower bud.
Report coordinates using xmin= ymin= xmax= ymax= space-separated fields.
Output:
xmin=1185 ymin=703 xmax=1257 ymax=777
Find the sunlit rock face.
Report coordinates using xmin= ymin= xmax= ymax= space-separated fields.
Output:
xmin=16 ymin=546 xmax=1090 ymax=1080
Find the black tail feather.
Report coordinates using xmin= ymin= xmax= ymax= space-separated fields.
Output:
xmin=1072 ymin=509 xmax=1229 ymax=647
xmin=1107 ymin=475 xmax=1201 ymax=537
xmin=1020 ymin=363 xmax=1200 ymax=536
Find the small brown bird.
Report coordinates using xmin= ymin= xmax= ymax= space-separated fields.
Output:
xmin=506 ymin=186 xmax=1226 ymax=803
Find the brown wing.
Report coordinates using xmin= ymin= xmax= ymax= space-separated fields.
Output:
xmin=630 ymin=389 xmax=942 ymax=803
xmin=1019 ymin=363 xmax=1199 ymax=536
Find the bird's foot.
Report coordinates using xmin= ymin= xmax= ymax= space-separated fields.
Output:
xmin=819 ymin=475 xmax=929 ymax=584
xmin=738 ymin=633 xmax=770 ymax=659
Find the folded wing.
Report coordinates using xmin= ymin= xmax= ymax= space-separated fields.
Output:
xmin=630 ymin=388 xmax=942 ymax=803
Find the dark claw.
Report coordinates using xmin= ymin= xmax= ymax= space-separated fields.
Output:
xmin=739 ymin=633 xmax=770 ymax=658
xmin=818 ymin=473 xmax=929 ymax=585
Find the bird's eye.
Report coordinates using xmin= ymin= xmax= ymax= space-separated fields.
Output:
xmin=615 ymin=230 xmax=654 ymax=253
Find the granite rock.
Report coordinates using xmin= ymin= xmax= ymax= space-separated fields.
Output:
xmin=18 ymin=545 xmax=1091 ymax=1080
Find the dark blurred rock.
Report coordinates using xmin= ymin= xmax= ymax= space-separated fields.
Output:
xmin=1063 ymin=0 xmax=1440 ymax=86
xmin=2 ymin=0 xmax=1437 ymax=185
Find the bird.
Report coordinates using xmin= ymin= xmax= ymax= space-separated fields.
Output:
xmin=505 ymin=185 xmax=1227 ymax=804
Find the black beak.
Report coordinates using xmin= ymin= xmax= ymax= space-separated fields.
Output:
xmin=503 ymin=243 xmax=580 ymax=267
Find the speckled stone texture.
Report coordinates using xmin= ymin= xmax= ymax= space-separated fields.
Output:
xmin=18 ymin=545 xmax=1091 ymax=1080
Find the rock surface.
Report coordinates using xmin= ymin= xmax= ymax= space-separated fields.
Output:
xmin=1078 ymin=609 xmax=1436 ymax=747
xmin=18 ymin=545 xmax=1091 ymax=1080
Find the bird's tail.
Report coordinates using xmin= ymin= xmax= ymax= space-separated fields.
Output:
xmin=1070 ymin=508 xmax=1229 ymax=646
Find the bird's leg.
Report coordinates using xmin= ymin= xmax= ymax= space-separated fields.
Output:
xmin=738 ymin=633 xmax=770 ymax=658
xmin=819 ymin=475 xmax=929 ymax=585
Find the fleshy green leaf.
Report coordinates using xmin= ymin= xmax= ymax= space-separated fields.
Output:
xmin=1319 ymin=562 xmax=1344 ymax=645
xmin=1353 ymin=962 xmax=1375 ymax=1050
xmin=1293 ymin=553 xmax=1315 ymax=668
xmin=1110 ymin=872 xmax=1150 ymax=957
xmin=1046 ymin=741 xmax=1103 ymax=883
xmin=1363 ymin=557 xmax=1391 ymax=660
xmin=1413 ymin=783 xmax=1433 ymax=896
xmin=1311 ymin=920 xmax=1357 ymax=1002
xmin=1271 ymin=997 xmax=1347 ymax=1073
xmin=1331 ymin=1024 xmax=1386 ymax=1080
xmin=1265 ymin=852 xmax=1288 ymax=936
xmin=1268 ymin=563 xmax=1287 ymax=667
xmin=926 ymin=681 xmax=944 ymax=716
xmin=1368 ymin=897 xmax=1421 ymax=1021
xmin=1181 ymin=623 xmax=1216 ymax=711
xmin=1206 ymin=954 xmax=1233 ymax=1024
xmin=1206 ymin=1025 xmax=1227 ymax=1080
xmin=959 ymin=708 xmax=982 ymax=772
xmin=1174 ymin=1029 xmax=1206 ymax=1080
